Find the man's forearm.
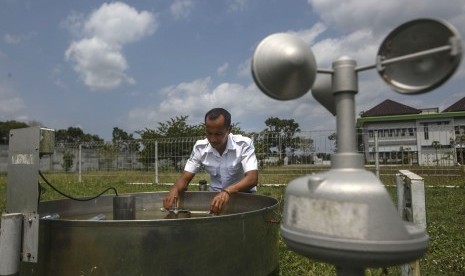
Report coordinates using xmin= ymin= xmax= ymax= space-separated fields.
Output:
xmin=224 ymin=170 xmax=258 ymax=194
xmin=172 ymin=178 xmax=189 ymax=192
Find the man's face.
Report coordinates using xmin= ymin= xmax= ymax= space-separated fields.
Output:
xmin=205 ymin=115 xmax=230 ymax=152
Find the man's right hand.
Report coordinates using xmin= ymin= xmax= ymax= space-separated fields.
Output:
xmin=163 ymin=187 xmax=180 ymax=210
xmin=163 ymin=171 xmax=195 ymax=210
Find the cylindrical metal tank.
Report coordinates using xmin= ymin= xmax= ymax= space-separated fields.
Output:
xmin=20 ymin=191 xmax=279 ymax=276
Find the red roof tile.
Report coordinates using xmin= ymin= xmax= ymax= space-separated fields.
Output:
xmin=443 ymin=96 xmax=465 ymax=112
xmin=360 ymin=99 xmax=421 ymax=117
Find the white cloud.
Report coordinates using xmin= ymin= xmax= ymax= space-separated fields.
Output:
xmin=65 ymin=2 xmax=156 ymax=91
xmin=65 ymin=37 xmax=134 ymax=90
xmin=216 ymin=62 xmax=229 ymax=76
xmin=3 ymin=32 xmax=37 ymax=44
xmin=308 ymin=0 xmax=465 ymax=34
xmin=84 ymin=2 xmax=156 ymax=45
xmin=4 ymin=34 xmax=23 ymax=44
xmin=228 ymin=0 xmax=248 ymax=12
xmin=0 ymin=85 xmax=25 ymax=116
xmin=126 ymin=77 xmax=334 ymax=133
xmin=237 ymin=58 xmax=251 ymax=77
xmin=311 ymin=28 xmax=379 ymax=68
xmin=308 ymin=0 xmax=403 ymax=33
xmin=290 ymin=22 xmax=327 ymax=45
xmin=170 ymin=0 xmax=194 ymax=19
xmin=60 ymin=11 xmax=86 ymax=37
xmin=50 ymin=64 xmax=67 ymax=89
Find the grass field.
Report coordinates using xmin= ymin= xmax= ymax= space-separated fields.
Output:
xmin=0 ymin=168 xmax=464 ymax=275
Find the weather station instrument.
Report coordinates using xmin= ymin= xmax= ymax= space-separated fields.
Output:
xmin=251 ymin=18 xmax=462 ymax=275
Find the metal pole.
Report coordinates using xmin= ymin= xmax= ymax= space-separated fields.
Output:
xmin=154 ymin=141 xmax=159 ymax=184
xmin=336 ymin=266 xmax=365 ymax=276
xmin=330 ymin=56 xmax=364 ymax=170
xmin=0 ymin=213 xmax=23 ymax=275
xmin=332 ymin=57 xmax=358 ymax=154
xmin=330 ymin=57 xmax=364 ymax=276
xmin=78 ymin=144 xmax=82 ymax=183
xmin=374 ymin=130 xmax=380 ymax=178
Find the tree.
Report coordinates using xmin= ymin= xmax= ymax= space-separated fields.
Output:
xmin=98 ymin=143 xmax=118 ymax=171
xmin=453 ymin=134 xmax=465 ymax=165
xmin=264 ymin=117 xmax=300 ymax=134
xmin=136 ymin=115 xmax=203 ymax=170
xmin=112 ymin=127 xmax=140 ymax=152
xmin=262 ymin=117 xmax=301 ymax=162
xmin=55 ymin=127 xmax=103 ymax=144
xmin=328 ymin=132 xmax=337 ymax=152
xmin=432 ymin=140 xmax=441 ymax=166
xmin=0 ymin=120 xmax=29 ymax=144
xmin=62 ymin=150 xmax=75 ymax=172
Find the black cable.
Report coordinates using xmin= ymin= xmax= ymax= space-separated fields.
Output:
xmin=38 ymin=181 xmax=46 ymax=205
xmin=38 ymin=170 xmax=118 ymax=202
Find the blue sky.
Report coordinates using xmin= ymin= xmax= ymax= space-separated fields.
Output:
xmin=1 ymin=0 xmax=464 ymax=141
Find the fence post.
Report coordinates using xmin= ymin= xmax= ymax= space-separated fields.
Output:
xmin=78 ymin=144 xmax=82 ymax=183
xmin=396 ymin=170 xmax=427 ymax=276
xmin=374 ymin=129 xmax=380 ymax=178
xmin=154 ymin=141 xmax=159 ymax=184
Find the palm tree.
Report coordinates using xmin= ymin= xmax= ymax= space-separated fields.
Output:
xmin=431 ymin=140 xmax=441 ymax=166
xmin=456 ymin=134 xmax=465 ymax=165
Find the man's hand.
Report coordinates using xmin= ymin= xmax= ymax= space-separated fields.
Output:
xmin=163 ymin=187 xmax=180 ymax=210
xmin=210 ymin=189 xmax=231 ymax=215
xmin=163 ymin=171 xmax=194 ymax=210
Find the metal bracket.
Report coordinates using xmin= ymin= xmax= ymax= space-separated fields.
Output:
xmin=22 ymin=213 xmax=39 ymax=263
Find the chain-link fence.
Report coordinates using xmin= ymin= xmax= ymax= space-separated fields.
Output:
xmin=1 ymin=128 xmax=464 ymax=184
xmin=39 ymin=131 xmax=331 ymax=172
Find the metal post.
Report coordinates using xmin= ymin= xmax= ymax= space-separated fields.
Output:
xmin=0 ymin=213 xmax=23 ymax=275
xmin=336 ymin=266 xmax=365 ymax=276
xmin=6 ymin=127 xmax=54 ymax=265
xmin=374 ymin=130 xmax=380 ymax=178
xmin=78 ymin=144 xmax=82 ymax=183
xmin=332 ymin=57 xmax=358 ymax=155
xmin=154 ymin=141 xmax=159 ymax=184
xmin=396 ymin=170 xmax=427 ymax=276
xmin=330 ymin=56 xmax=364 ymax=170
xmin=396 ymin=173 xmax=405 ymax=217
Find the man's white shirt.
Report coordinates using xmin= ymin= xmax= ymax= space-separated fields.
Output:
xmin=184 ymin=133 xmax=258 ymax=192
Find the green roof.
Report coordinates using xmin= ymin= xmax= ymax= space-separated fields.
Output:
xmin=357 ymin=111 xmax=465 ymax=127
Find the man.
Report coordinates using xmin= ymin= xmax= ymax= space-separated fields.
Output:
xmin=163 ymin=108 xmax=258 ymax=214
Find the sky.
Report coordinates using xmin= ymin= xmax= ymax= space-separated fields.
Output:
xmin=1 ymin=0 xmax=465 ymax=141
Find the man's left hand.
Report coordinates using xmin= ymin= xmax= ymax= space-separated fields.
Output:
xmin=210 ymin=190 xmax=231 ymax=215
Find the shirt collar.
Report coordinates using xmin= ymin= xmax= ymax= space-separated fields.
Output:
xmin=206 ymin=133 xmax=235 ymax=154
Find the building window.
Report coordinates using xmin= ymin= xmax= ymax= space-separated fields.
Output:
xmin=454 ymin=125 xmax=465 ymax=135
xmin=424 ymin=125 xmax=429 ymax=140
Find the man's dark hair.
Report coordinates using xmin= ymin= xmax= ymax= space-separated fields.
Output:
xmin=205 ymin=108 xmax=231 ymax=128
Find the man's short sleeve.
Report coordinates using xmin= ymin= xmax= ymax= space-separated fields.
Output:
xmin=241 ymin=138 xmax=258 ymax=172
xmin=184 ymin=142 xmax=203 ymax=173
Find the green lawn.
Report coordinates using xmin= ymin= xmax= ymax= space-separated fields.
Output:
xmin=0 ymin=169 xmax=464 ymax=275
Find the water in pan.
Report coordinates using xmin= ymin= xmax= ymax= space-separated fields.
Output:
xmin=44 ymin=208 xmax=214 ymax=220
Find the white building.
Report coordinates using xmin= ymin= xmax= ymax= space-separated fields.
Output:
xmin=357 ymin=97 xmax=465 ymax=166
